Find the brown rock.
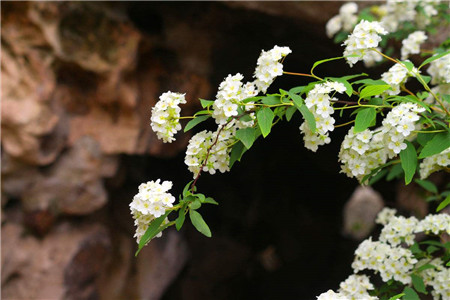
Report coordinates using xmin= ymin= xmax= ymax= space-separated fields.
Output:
xmin=342 ymin=186 xmax=384 ymax=240
xmin=22 ymin=136 xmax=107 ymax=216
xmin=134 ymin=230 xmax=188 ymax=300
xmin=1 ymin=222 xmax=111 ymax=300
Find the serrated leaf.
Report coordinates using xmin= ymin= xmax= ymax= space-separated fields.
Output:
xmin=229 ymin=141 xmax=247 ymax=168
xmin=184 ymin=115 xmax=210 ymax=132
xmin=359 ymin=84 xmax=391 ymax=99
xmin=176 ymin=208 xmax=186 ymax=231
xmin=354 ymin=107 xmax=376 ymax=133
xmin=400 ymin=141 xmax=417 ymax=185
xmin=411 ymin=274 xmax=427 ymax=294
xmin=419 ymin=50 xmax=450 ymax=69
xmin=299 ymin=105 xmax=316 ymax=133
xmin=189 ymin=210 xmax=211 ymax=237
xmin=285 ymin=106 xmax=297 ymax=121
xmin=415 ymin=179 xmax=438 ymax=194
xmin=402 ymin=286 xmax=419 ymax=300
xmin=257 ymin=107 xmax=274 ymax=138
xmin=437 ymin=194 xmax=450 ymax=212
xmin=199 ymin=99 xmax=214 ymax=108
xmin=235 ymin=128 xmax=257 ymax=149
xmin=136 ymin=211 xmax=170 ymax=255
xmin=419 ymin=131 xmax=450 ymax=158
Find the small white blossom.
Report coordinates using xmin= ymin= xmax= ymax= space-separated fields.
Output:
xmin=150 ymin=92 xmax=187 ymax=143
xmin=401 ymin=31 xmax=427 ymax=60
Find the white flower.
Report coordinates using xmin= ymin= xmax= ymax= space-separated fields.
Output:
xmin=254 ymin=46 xmax=292 ymax=93
xmin=401 ymin=31 xmax=427 ymax=60
xmin=150 ymin=92 xmax=186 ymax=143
xmin=343 ymin=20 xmax=388 ymax=67
xmin=130 ymin=179 xmax=175 ymax=244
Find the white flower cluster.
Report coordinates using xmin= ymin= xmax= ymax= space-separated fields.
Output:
xmin=375 ymin=207 xmax=397 ymax=225
xmin=428 ymin=54 xmax=450 ymax=85
xmin=339 ymin=128 xmax=386 ymax=180
xmin=415 ymin=213 xmax=450 ymax=234
xmin=380 ymin=0 xmax=441 ymax=32
xmin=352 ymin=238 xmax=417 ymax=284
xmin=419 ymin=148 xmax=450 ymax=179
xmin=420 ymin=258 xmax=450 ymax=299
xmin=185 ymin=122 xmax=239 ymax=178
xmin=254 ymin=46 xmax=292 ymax=93
xmin=326 ymin=2 xmax=359 ymax=37
xmin=381 ymin=62 xmax=418 ymax=95
xmin=300 ymin=81 xmax=346 ymax=152
xmin=317 ymin=274 xmax=377 ymax=300
xmin=129 ymin=179 xmax=175 ymax=243
xmin=381 ymin=102 xmax=424 ymax=155
xmin=352 ymin=210 xmax=450 ymax=286
xmin=343 ymin=20 xmax=388 ymax=67
xmin=150 ymin=92 xmax=187 ymax=143
xmin=212 ymin=74 xmax=258 ymax=125
xmin=379 ymin=215 xmax=418 ymax=246
xmin=401 ymin=31 xmax=427 ymax=60
xmin=339 ymin=103 xmax=424 ymax=181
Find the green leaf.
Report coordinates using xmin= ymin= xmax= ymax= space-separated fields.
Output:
xmin=189 ymin=210 xmax=211 ymax=237
xmin=411 ymin=274 xmax=427 ymax=294
xmin=235 ymin=128 xmax=257 ymax=149
xmin=416 ymin=263 xmax=436 ymax=272
xmin=388 ymin=95 xmax=431 ymax=112
xmin=387 ymin=164 xmax=403 ymax=181
xmin=369 ymin=169 xmax=389 ymax=185
xmin=401 ymin=60 xmax=415 ymax=72
xmin=419 ymin=131 xmax=450 ymax=158
xmin=389 ymin=293 xmax=405 ymax=300
xmin=400 ymin=141 xmax=417 ymax=185
xmin=328 ymin=77 xmax=353 ymax=97
xmin=359 ymin=84 xmax=391 ymax=99
xmin=257 ymin=107 xmax=275 ymax=138
xmin=199 ymin=99 xmax=214 ymax=108
xmin=427 ymin=245 xmax=439 ymax=254
xmin=299 ymin=105 xmax=316 ymax=133
xmin=176 ymin=208 xmax=186 ymax=231
xmin=417 ymin=132 xmax=436 ymax=147
xmin=288 ymin=91 xmax=304 ymax=108
xmin=285 ymin=106 xmax=297 ymax=121
xmin=184 ymin=115 xmax=210 ymax=132
xmin=402 ymin=286 xmax=419 ymax=300
xmin=354 ymin=107 xmax=376 ymax=133
xmin=189 ymin=198 xmax=201 ymax=210
xmin=229 ymin=141 xmax=247 ymax=168
xmin=410 ymin=243 xmax=421 ymax=254
xmin=182 ymin=180 xmax=194 ymax=197
xmin=203 ymin=197 xmax=218 ymax=205
xmin=289 ymin=86 xmax=306 ymax=94
xmin=353 ymin=79 xmax=387 ymax=86
xmin=311 ymin=56 xmax=345 ymax=75
xmin=415 ymin=179 xmax=438 ymax=194
xmin=418 ymin=74 xmax=431 ymax=84
xmin=419 ymin=50 xmax=450 ymax=69
xmin=136 ymin=211 xmax=170 ymax=256
xmin=437 ymin=194 xmax=450 ymax=212
xmin=261 ymin=95 xmax=281 ymax=105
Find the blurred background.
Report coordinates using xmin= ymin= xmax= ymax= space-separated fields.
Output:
xmin=1 ymin=2 xmax=437 ymax=300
